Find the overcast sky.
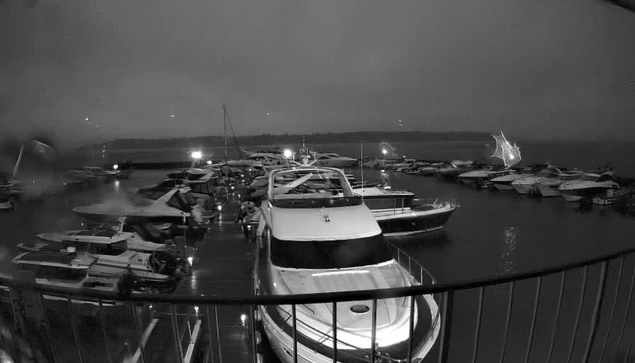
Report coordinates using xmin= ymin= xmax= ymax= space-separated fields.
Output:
xmin=1 ymin=0 xmax=634 ymax=145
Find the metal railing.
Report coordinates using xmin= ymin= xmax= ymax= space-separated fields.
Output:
xmin=3 ymin=245 xmax=635 ymax=363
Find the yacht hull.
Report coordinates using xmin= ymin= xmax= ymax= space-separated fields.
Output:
xmin=492 ymin=182 xmax=514 ymax=191
xmin=561 ymin=193 xmax=585 ymax=202
xmin=373 ymin=205 xmax=456 ymax=236
xmin=259 ymin=293 xmax=440 ymax=363
xmin=512 ymin=183 xmax=534 ymax=195
xmin=536 ymin=184 xmax=560 ymax=197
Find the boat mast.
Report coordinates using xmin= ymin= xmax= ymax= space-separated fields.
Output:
xmin=12 ymin=143 xmax=25 ymax=179
xmin=223 ymin=105 xmax=228 ymax=162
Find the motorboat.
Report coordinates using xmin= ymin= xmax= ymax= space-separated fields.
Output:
xmin=72 ymin=187 xmax=205 ymax=225
xmin=255 ymin=166 xmax=440 ymax=363
xmin=312 ymin=153 xmax=358 ymax=168
xmin=510 ymin=167 xmax=563 ymax=195
xmin=558 ymin=172 xmax=620 ymax=202
xmin=435 ymin=162 xmax=474 ymax=180
xmin=33 ymin=227 xmax=170 ymax=253
xmin=81 ymin=166 xmax=118 ymax=182
xmin=18 ymin=230 xmax=183 ymax=290
xmin=490 ymin=165 xmax=547 ymax=191
xmin=458 ymin=167 xmax=515 ymax=188
xmin=136 ymin=171 xmax=228 ymax=209
xmin=592 ymin=187 xmax=631 ymax=206
xmin=351 ymin=186 xmax=457 ymax=236
xmin=12 ymin=251 xmax=122 ymax=312
xmin=392 ymin=159 xmax=419 ymax=171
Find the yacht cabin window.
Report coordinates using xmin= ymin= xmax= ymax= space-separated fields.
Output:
xmin=17 ymin=264 xmax=87 ymax=282
xmin=270 ymin=235 xmax=391 ymax=269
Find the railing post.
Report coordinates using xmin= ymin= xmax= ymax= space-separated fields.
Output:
xmin=524 ymin=277 xmax=542 ymax=363
xmin=471 ymin=287 xmax=485 ymax=363
xmin=566 ymin=266 xmax=589 ymax=363
xmin=292 ymin=304 xmax=298 ymax=363
xmin=97 ymin=299 xmax=113 ymax=363
xmin=370 ymin=298 xmax=378 ymax=363
xmin=598 ymin=257 xmax=624 ymax=363
xmin=250 ymin=305 xmax=258 ymax=363
xmin=66 ymin=297 xmax=85 ymax=363
xmin=499 ymin=282 xmax=515 ymax=363
xmin=170 ymin=304 xmax=185 ymax=363
xmin=37 ymin=293 xmax=57 ymax=363
xmin=332 ymin=302 xmax=337 ymax=363
xmin=547 ymin=272 xmax=567 ymax=363
xmin=614 ymin=261 xmax=635 ymax=362
xmin=214 ymin=306 xmax=223 ymax=363
xmin=407 ymin=295 xmax=415 ymax=363
xmin=438 ymin=291 xmax=454 ymax=363
xmin=133 ymin=302 xmax=147 ymax=363
xmin=582 ymin=261 xmax=609 ymax=363
xmin=205 ymin=305 xmax=216 ymax=363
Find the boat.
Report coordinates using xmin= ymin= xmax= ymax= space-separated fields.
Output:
xmin=351 ymin=186 xmax=458 ymax=236
xmin=80 ymin=166 xmax=118 ymax=182
xmin=136 ymin=170 xmax=228 ymax=209
xmin=33 ymin=226 xmax=170 ymax=253
xmin=254 ymin=166 xmax=440 ymax=363
xmin=592 ymin=187 xmax=631 ymax=206
xmin=18 ymin=230 xmax=183 ymax=290
xmin=11 ymin=251 xmax=123 ymax=314
xmin=508 ymin=167 xmax=562 ymax=195
xmin=72 ymin=187 xmax=206 ymax=225
xmin=392 ymin=159 xmax=419 ymax=171
xmin=435 ymin=161 xmax=474 ymax=180
xmin=558 ymin=172 xmax=620 ymax=202
xmin=458 ymin=167 xmax=515 ymax=188
xmin=490 ymin=165 xmax=547 ymax=191
xmin=312 ymin=153 xmax=359 ymax=168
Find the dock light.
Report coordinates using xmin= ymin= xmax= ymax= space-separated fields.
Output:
xmin=283 ymin=149 xmax=292 ymax=159
xmin=207 ymin=160 xmax=212 ymax=165
xmin=382 ymin=148 xmax=388 ymax=155
xmin=217 ymin=205 xmax=223 ymax=211
xmin=187 ymin=256 xmax=193 ymax=266
xmin=113 ymin=164 xmax=119 ymax=170
xmin=240 ymin=314 xmax=247 ymax=325
xmin=194 ymin=306 xmax=199 ymax=314
xmin=191 ymin=151 xmax=202 ymax=160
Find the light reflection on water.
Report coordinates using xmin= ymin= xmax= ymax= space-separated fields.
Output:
xmin=500 ymin=226 xmax=519 ymax=275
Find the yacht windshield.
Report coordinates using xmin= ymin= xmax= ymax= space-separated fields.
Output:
xmin=270 ymin=235 xmax=392 ymax=269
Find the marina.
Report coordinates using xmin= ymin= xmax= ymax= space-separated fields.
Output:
xmin=3 ymin=149 xmax=635 ymax=362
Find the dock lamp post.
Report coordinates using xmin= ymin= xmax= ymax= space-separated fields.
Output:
xmin=382 ymin=148 xmax=388 ymax=157
xmin=283 ymin=149 xmax=292 ymax=166
xmin=191 ymin=151 xmax=202 ymax=169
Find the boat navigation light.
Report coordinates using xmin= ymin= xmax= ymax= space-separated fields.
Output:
xmin=187 ymin=257 xmax=193 ymax=265
xmin=194 ymin=306 xmax=199 ymax=314
xmin=113 ymin=164 xmax=119 ymax=170
xmin=240 ymin=314 xmax=247 ymax=325
xmin=191 ymin=151 xmax=202 ymax=160
xmin=206 ymin=160 xmax=212 ymax=165
xmin=382 ymin=148 xmax=388 ymax=155
xmin=217 ymin=205 xmax=223 ymax=211
xmin=283 ymin=149 xmax=292 ymax=159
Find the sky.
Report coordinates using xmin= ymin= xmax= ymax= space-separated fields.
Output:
xmin=1 ymin=0 xmax=635 ymax=146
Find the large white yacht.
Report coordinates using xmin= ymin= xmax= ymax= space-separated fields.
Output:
xmin=458 ymin=166 xmax=515 ymax=188
xmin=255 ymin=166 xmax=440 ymax=363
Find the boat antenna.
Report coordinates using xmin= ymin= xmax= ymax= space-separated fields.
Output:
xmin=360 ymin=140 xmax=364 ymax=202
xmin=223 ymin=105 xmax=244 ymax=160
xmin=223 ymin=105 xmax=228 ymax=162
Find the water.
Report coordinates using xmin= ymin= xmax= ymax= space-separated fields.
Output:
xmin=98 ymin=140 xmax=635 ymax=177
xmin=2 ymin=168 xmax=635 ymax=362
